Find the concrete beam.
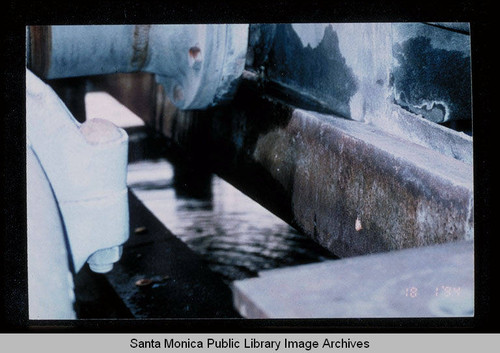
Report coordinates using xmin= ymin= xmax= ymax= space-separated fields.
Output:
xmin=161 ymin=81 xmax=473 ymax=258
xmin=280 ymin=110 xmax=473 ymax=256
xmin=231 ymin=240 xmax=474 ymax=318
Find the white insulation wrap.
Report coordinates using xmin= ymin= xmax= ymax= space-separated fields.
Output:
xmin=26 ymin=68 xmax=129 ymax=273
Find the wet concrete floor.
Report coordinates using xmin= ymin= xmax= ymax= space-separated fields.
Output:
xmin=103 ymin=191 xmax=242 ymax=318
xmin=128 ymin=157 xmax=338 ymax=283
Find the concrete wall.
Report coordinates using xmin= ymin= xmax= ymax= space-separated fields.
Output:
xmin=247 ymin=23 xmax=472 ymax=163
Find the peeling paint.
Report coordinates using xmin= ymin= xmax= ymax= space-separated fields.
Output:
xmin=392 ymin=35 xmax=471 ymax=123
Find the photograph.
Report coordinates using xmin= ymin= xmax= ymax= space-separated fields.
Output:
xmin=3 ymin=0 xmax=499 ymax=347
xmin=24 ymin=22 xmax=475 ymax=321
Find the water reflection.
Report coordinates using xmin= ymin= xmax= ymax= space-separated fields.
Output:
xmin=128 ymin=158 xmax=337 ymax=282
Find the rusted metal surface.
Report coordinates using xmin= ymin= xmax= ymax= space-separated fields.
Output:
xmin=232 ymin=240 xmax=474 ymax=318
xmin=27 ymin=25 xmax=52 ymax=78
xmin=130 ymin=25 xmax=152 ymax=71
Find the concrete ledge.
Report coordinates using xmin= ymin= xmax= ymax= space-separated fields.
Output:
xmin=276 ymin=108 xmax=473 ymax=256
xmin=232 ymin=240 xmax=474 ymax=318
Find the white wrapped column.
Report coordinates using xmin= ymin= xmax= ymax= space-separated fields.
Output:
xmin=26 ymin=68 xmax=129 ymax=274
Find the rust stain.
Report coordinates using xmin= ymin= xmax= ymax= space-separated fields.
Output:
xmin=188 ymin=46 xmax=201 ymax=60
xmin=135 ymin=275 xmax=170 ymax=288
xmin=134 ymin=226 xmax=148 ymax=234
xmin=135 ymin=278 xmax=153 ymax=287
xmin=29 ymin=26 xmax=52 ymax=77
xmin=131 ymin=25 xmax=151 ymax=71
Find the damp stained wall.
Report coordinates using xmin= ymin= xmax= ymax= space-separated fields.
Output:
xmin=248 ymin=23 xmax=472 ymax=163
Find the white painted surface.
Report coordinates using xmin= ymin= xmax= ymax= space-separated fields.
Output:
xmin=85 ymin=91 xmax=145 ymax=128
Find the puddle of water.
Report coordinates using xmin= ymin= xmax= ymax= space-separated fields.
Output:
xmin=128 ymin=158 xmax=337 ymax=282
